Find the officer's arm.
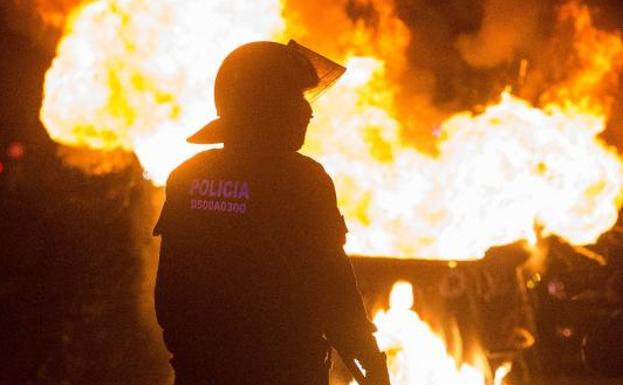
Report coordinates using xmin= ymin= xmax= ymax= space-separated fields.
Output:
xmin=322 ymin=249 xmax=389 ymax=385
xmin=304 ymin=168 xmax=388 ymax=383
xmin=153 ymin=173 xmax=179 ymax=330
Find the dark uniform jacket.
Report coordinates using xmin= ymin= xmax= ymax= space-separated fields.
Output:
xmin=154 ymin=148 xmax=377 ymax=385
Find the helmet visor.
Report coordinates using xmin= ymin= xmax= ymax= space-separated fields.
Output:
xmin=287 ymin=40 xmax=346 ymax=101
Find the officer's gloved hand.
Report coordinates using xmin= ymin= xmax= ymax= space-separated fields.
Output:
xmin=362 ymin=352 xmax=390 ymax=385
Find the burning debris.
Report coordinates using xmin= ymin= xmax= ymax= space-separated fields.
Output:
xmin=350 ymin=244 xmax=534 ymax=385
xmin=373 ymin=281 xmax=494 ymax=385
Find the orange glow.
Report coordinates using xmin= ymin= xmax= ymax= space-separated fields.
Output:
xmin=309 ymin=68 xmax=623 ymax=259
xmin=40 ymin=1 xmax=623 ymax=260
xmin=304 ymin=2 xmax=623 ymax=259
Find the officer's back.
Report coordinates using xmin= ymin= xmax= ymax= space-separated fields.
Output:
xmin=156 ymin=148 xmax=339 ymax=384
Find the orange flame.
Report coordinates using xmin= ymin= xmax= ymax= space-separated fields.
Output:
xmin=40 ymin=1 xmax=623 ymax=260
xmin=370 ymin=281 xmax=510 ymax=385
xmin=308 ymin=66 xmax=623 ymax=259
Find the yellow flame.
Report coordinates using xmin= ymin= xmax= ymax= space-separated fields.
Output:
xmin=493 ymin=362 xmax=513 ymax=385
xmin=371 ymin=281 xmax=509 ymax=385
xmin=40 ymin=1 xmax=623 ymax=260
xmin=41 ymin=0 xmax=285 ymax=183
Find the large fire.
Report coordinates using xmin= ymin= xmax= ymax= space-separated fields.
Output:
xmin=37 ymin=0 xmax=623 ymax=384
xmin=40 ymin=0 xmax=623 ymax=260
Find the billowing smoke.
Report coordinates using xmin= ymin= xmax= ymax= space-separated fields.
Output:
xmin=456 ymin=0 xmax=543 ymax=69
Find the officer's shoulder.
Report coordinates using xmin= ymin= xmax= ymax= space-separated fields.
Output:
xmin=167 ymin=149 xmax=221 ymax=183
xmin=289 ymin=152 xmax=335 ymax=189
xmin=287 ymin=152 xmax=327 ymax=174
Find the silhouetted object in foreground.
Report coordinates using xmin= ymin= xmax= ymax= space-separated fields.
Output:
xmin=153 ymin=40 xmax=390 ymax=385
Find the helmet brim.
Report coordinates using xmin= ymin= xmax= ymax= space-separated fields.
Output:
xmin=186 ymin=118 xmax=225 ymax=144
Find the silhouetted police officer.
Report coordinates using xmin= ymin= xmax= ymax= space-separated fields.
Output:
xmin=153 ymin=40 xmax=390 ymax=385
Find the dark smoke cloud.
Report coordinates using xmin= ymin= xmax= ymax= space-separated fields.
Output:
xmin=455 ymin=0 xmax=543 ymax=68
xmin=394 ymin=0 xmax=559 ymax=150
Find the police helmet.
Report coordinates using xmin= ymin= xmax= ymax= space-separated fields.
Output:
xmin=188 ymin=40 xmax=345 ymax=144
